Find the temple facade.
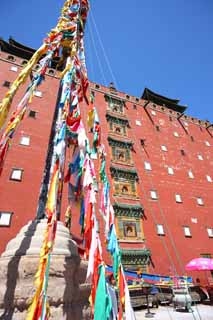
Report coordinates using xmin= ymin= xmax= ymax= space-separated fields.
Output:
xmin=0 ymin=38 xmax=213 ymax=283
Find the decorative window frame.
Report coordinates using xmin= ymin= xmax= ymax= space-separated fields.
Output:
xmin=113 ymin=203 xmax=144 ymax=218
xmin=104 ymin=94 xmax=125 ymax=114
xmin=106 ymin=113 xmax=129 ymax=136
xmin=117 ymin=217 xmax=142 ymax=241
xmin=121 ymin=249 xmax=151 ymax=268
xmin=110 ymin=166 xmax=139 ymax=198
xmin=108 ymin=137 xmax=133 ymax=165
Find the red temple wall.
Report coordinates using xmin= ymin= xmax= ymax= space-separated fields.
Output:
xmin=0 ymin=52 xmax=213 ymax=283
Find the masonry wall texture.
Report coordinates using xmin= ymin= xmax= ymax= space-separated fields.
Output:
xmin=0 ymin=40 xmax=213 ymax=285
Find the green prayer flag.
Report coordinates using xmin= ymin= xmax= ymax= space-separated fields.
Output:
xmin=94 ymin=265 xmax=112 ymax=320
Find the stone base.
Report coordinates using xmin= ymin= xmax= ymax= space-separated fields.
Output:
xmin=0 ymin=220 xmax=91 ymax=320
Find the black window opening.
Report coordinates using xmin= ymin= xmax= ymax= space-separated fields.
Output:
xmin=28 ymin=110 xmax=37 ymax=118
xmin=180 ymin=149 xmax=185 ymax=156
xmin=3 ymin=81 xmax=11 ymax=88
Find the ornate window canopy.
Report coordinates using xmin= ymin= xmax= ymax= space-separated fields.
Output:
xmin=106 ymin=113 xmax=129 ymax=126
xmin=110 ymin=166 xmax=139 ymax=181
xmin=121 ymin=249 xmax=151 ymax=266
xmin=104 ymin=94 xmax=125 ymax=106
xmin=108 ymin=136 xmax=133 ymax=149
xmin=113 ymin=203 xmax=144 ymax=218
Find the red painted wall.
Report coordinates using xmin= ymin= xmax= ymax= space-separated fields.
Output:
xmin=1 ymin=52 xmax=213 ymax=284
xmin=0 ymin=52 xmax=59 ymax=253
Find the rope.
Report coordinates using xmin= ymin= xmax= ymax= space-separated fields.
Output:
xmin=86 ymin=11 xmax=204 ymax=320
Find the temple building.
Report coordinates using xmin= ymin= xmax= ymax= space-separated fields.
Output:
xmin=1 ymin=38 xmax=213 ymax=283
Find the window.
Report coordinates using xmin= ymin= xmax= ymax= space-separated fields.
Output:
xmin=188 ymin=170 xmax=194 ymax=179
xmin=168 ymin=167 xmax=174 ymax=175
xmin=205 ymin=141 xmax=211 ymax=147
xmin=22 ymin=60 xmax=28 ymax=66
xmin=0 ymin=212 xmax=13 ymax=227
xmin=10 ymin=66 xmax=18 ymax=72
xmin=133 ymin=104 xmax=137 ymax=110
xmin=7 ymin=55 xmax=15 ymax=61
xmin=207 ymin=228 xmax=213 ymax=238
xmin=35 ymin=64 xmax=40 ymax=71
xmin=151 ymin=110 xmax=156 ymax=116
xmin=169 ymin=116 xmax=173 ymax=121
xmin=197 ymin=197 xmax=204 ymax=206
xmin=198 ymin=154 xmax=203 ymax=160
xmin=136 ymin=120 xmax=141 ymax=126
xmin=150 ymin=190 xmax=158 ymax=200
xmin=157 ymin=224 xmax=165 ymax=236
xmin=191 ymin=218 xmax=197 ymax=224
xmin=108 ymin=97 xmax=124 ymax=114
xmin=34 ymin=90 xmax=42 ymax=98
xmin=20 ymin=136 xmax=30 ymax=146
xmin=190 ymin=136 xmax=194 ymax=142
xmin=123 ymin=221 xmax=138 ymax=238
xmin=114 ymin=180 xmax=137 ymax=198
xmin=28 ymin=110 xmax=37 ymax=118
xmin=175 ymin=194 xmax=182 ymax=203
xmin=180 ymin=149 xmax=185 ymax=156
xmin=183 ymin=226 xmax=191 ymax=237
xmin=144 ymin=161 xmax=152 ymax=171
xmin=156 ymin=125 xmax=160 ymax=132
xmin=10 ymin=168 xmax=23 ymax=181
xmin=48 ymin=69 xmax=55 ymax=76
xmin=3 ymin=81 xmax=11 ymax=88
xmin=161 ymin=145 xmax=167 ymax=152
xmin=174 ymin=132 xmax=179 ymax=137
xmin=206 ymin=175 xmax=212 ymax=182
xmin=111 ymin=146 xmax=131 ymax=164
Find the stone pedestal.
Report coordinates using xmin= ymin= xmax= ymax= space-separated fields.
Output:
xmin=0 ymin=220 xmax=91 ymax=320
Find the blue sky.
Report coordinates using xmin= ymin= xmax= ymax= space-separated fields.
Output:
xmin=1 ymin=0 xmax=213 ymax=121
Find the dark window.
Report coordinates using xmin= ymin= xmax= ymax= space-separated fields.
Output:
xmin=7 ymin=55 xmax=15 ymax=61
xmin=180 ymin=149 xmax=185 ymax=156
xmin=3 ymin=81 xmax=10 ymax=88
xmin=190 ymin=136 xmax=194 ymax=142
xmin=135 ymin=98 xmax=139 ymax=102
xmin=48 ymin=69 xmax=55 ymax=75
xmin=140 ymin=139 xmax=145 ymax=146
xmin=169 ymin=116 xmax=173 ymax=121
xmin=22 ymin=60 xmax=28 ymax=66
xmin=28 ymin=110 xmax=37 ymax=118
xmin=133 ymin=104 xmax=137 ymax=110
xmin=156 ymin=125 xmax=160 ymax=132
xmin=95 ymin=84 xmax=100 ymax=89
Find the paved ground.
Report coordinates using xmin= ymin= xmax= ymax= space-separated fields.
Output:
xmin=134 ymin=304 xmax=213 ymax=320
